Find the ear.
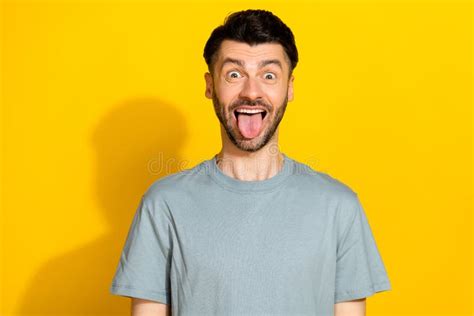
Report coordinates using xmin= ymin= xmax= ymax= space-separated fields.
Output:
xmin=204 ymin=72 xmax=213 ymax=99
xmin=287 ymin=74 xmax=295 ymax=101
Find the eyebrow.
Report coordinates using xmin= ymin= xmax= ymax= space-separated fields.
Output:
xmin=259 ymin=59 xmax=282 ymax=69
xmin=221 ymin=58 xmax=283 ymax=70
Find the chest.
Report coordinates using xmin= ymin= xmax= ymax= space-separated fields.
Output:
xmin=168 ymin=191 xmax=337 ymax=280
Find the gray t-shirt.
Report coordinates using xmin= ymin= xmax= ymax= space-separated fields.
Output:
xmin=110 ymin=153 xmax=391 ymax=315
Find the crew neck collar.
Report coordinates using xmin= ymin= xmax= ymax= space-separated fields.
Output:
xmin=204 ymin=152 xmax=294 ymax=193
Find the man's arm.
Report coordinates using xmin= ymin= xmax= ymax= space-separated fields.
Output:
xmin=131 ymin=298 xmax=171 ymax=316
xmin=334 ymin=298 xmax=366 ymax=316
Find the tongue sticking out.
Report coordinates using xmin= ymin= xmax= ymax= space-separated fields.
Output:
xmin=237 ymin=113 xmax=264 ymax=139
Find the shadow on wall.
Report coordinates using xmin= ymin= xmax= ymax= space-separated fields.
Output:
xmin=16 ymin=98 xmax=189 ymax=315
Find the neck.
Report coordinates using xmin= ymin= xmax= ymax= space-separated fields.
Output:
xmin=215 ymin=143 xmax=284 ymax=182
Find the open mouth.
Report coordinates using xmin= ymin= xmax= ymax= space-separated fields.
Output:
xmin=232 ymin=108 xmax=268 ymax=139
xmin=233 ymin=109 xmax=268 ymax=121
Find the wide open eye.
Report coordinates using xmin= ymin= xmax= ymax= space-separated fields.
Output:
xmin=264 ymin=72 xmax=276 ymax=80
xmin=227 ymin=71 xmax=242 ymax=79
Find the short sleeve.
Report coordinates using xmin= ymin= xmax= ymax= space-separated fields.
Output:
xmin=334 ymin=193 xmax=391 ymax=303
xmin=109 ymin=194 xmax=172 ymax=304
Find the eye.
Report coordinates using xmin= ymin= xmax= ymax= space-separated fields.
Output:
xmin=264 ymin=72 xmax=276 ymax=80
xmin=227 ymin=71 xmax=242 ymax=79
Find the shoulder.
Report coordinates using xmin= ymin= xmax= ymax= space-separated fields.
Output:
xmin=290 ymin=158 xmax=358 ymax=201
xmin=289 ymin=158 xmax=362 ymax=223
xmin=141 ymin=159 xmax=207 ymax=206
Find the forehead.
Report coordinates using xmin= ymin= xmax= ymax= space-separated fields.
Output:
xmin=215 ymin=39 xmax=288 ymax=69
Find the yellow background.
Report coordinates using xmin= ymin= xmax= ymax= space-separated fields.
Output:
xmin=1 ymin=0 xmax=472 ymax=315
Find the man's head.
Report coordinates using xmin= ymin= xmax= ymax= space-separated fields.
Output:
xmin=203 ymin=9 xmax=298 ymax=153
xmin=203 ymin=9 xmax=298 ymax=76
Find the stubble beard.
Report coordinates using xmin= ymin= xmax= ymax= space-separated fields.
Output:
xmin=211 ymin=87 xmax=288 ymax=153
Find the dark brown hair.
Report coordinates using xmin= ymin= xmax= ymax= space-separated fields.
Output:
xmin=203 ymin=9 xmax=298 ymax=75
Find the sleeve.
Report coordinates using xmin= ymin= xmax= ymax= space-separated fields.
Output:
xmin=334 ymin=192 xmax=392 ymax=303
xmin=109 ymin=194 xmax=172 ymax=304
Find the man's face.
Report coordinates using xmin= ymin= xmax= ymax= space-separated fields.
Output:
xmin=205 ymin=39 xmax=294 ymax=152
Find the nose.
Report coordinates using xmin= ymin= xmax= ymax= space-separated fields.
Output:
xmin=239 ymin=76 xmax=264 ymax=101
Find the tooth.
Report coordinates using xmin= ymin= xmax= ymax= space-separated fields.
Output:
xmin=236 ymin=109 xmax=264 ymax=113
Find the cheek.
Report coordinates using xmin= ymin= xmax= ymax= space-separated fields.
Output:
xmin=215 ymin=84 xmax=240 ymax=104
xmin=266 ymin=86 xmax=287 ymax=105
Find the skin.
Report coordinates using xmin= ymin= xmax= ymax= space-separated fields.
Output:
xmin=131 ymin=39 xmax=366 ymax=315
xmin=131 ymin=298 xmax=170 ymax=315
xmin=334 ymin=298 xmax=366 ymax=315
xmin=204 ymin=39 xmax=294 ymax=180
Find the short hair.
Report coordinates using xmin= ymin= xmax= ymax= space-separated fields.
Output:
xmin=203 ymin=9 xmax=298 ymax=75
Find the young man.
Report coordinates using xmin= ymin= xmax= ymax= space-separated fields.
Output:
xmin=110 ymin=9 xmax=391 ymax=316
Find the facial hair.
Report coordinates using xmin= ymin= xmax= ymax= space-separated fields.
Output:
xmin=211 ymin=87 xmax=288 ymax=153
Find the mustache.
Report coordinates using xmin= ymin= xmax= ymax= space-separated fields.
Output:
xmin=230 ymin=99 xmax=271 ymax=112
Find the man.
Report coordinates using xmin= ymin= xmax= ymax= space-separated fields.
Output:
xmin=110 ymin=9 xmax=391 ymax=316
